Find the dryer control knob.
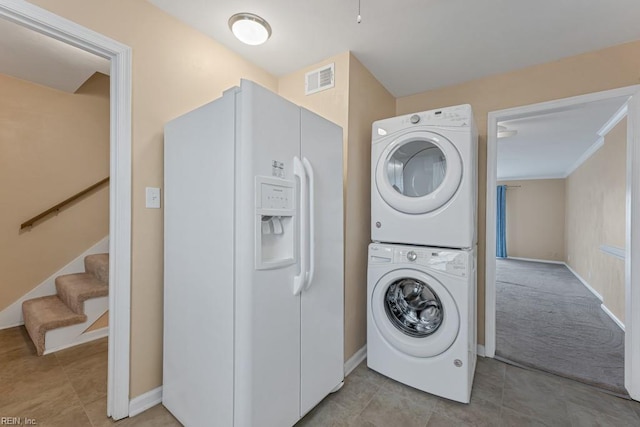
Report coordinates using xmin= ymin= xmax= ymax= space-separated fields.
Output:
xmin=375 ymin=221 xmax=381 ymax=228
xmin=407 ymin=251 xmax=417 ymax=261
xmin=410 ymin=114 xmax=420 ymax=124
xmin=454 ymin=359 xmax=463 ymax=367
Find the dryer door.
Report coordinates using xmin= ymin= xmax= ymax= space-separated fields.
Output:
xmin=371 ymin=268 xmax=460 ymax=357
xmin=375 ymin=131 xmax=462 ymax=214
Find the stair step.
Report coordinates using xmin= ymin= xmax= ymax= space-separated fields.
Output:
xmin=85 ymin=253 xmax=109 ymax=284
xmin=55 ymin=273 xmax=109 ymax=315
xmin=22 ymin=296 xmax=87 ymax=356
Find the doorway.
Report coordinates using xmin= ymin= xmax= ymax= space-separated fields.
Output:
xmin=0 ymin=1 xmax=132 ymax=420
xmin=485 ymin=85 xmax=640 ymax=400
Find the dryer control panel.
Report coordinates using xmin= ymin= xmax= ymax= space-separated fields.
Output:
xmin=399 ymin=104 xmax=472 ymax=128
xmin=369 ymin=243 xmax=470 ymax=277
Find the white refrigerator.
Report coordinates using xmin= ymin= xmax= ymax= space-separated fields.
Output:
xmin=163 ymin=80 xmax=344 ymax=427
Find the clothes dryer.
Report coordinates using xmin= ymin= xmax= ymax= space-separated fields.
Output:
xmin=367 ymin=243 xmax=477 ymax=403
xmin=371 ymin=105 xmax=477 ymax=248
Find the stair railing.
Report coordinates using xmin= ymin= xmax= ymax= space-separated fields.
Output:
xmin=20 ymin=177 xmax=110 ymax=230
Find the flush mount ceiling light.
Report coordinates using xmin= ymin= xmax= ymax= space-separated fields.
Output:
xmin=497 ymin=125 xmax=518 ymax=138
xmin=228 ymin=13 xmax=272 ymax=46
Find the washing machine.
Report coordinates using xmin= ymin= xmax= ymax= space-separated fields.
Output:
xmin=371 ymin=105 xmax=478 ymax=248
xmin=367 ymin=243 xmax=477 ymax=403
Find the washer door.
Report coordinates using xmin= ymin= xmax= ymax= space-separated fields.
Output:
xmin=375 ymin=131 xmax=462 ymax=214
xmin=372 ymin=269 xmax=460 ymax=358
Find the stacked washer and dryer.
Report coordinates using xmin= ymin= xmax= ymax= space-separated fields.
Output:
xmin=367 ymin=105 xmax=478 ymax=403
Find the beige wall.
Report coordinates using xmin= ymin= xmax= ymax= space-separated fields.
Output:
xmin=565 ymin=118 xmax=626 ymax=322
xmin=344 ymin=55 xmax=395 ymax=359
xmin=497 ymin=179 xmax=566 ymax=262
xmin=397 ymin=40 xmax=640 ymax=343
xmin=30 ymin=0 xmax=277 ymax=398
xmin=278 ymin=53 xmax=395 ymax=360
xmin=0 ymin=72 xmax=109 ymax=311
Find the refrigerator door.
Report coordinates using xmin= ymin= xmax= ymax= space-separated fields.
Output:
xmin=299 ymin=108 xmax=345 ymax=416
xmin=234 ymin=80 xmax=302 ymax=427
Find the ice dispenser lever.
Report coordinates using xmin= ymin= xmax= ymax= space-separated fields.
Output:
xmin=260 ymin=216 xmax=285 ymax=235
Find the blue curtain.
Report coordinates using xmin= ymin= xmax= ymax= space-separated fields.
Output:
xmin=496 ymin=185 xmax=507 ymax=258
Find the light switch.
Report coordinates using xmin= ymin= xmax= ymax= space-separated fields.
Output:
xmin=146 ymin=187 xmax=161 ymax=208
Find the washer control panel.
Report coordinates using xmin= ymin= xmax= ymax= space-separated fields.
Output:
xmin=369 ymin=244 xmax=469 ymax=277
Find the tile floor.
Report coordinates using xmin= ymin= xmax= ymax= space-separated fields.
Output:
xmin=0 ymin=327 xmax=180 ymax=427
xmin=298 ymin=358 xmax=640 ymax=427
xmin=2 ymin=325 xmax=640 ymax=426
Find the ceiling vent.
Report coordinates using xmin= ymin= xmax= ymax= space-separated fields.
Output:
xmin=305 ymin=63 xmax=335 ymax=95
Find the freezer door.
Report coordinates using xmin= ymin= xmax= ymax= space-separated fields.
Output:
xmin=234 ymin=80 xmax=302 ymax=427
xmin=163 ymin=95 xmax=236 ymax=427
xmin=299 ymin=108 xmax=345 ymax=416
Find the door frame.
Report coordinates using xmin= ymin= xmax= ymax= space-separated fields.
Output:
xmin=0 ymin=0 xmax=132 ymax=419
xmin=485 ymin=85 xmax=640 ymax=400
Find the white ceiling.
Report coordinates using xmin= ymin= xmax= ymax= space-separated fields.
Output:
xmin=0 ymin=18 xmax=109 ymax=93
xmin=148 ymin=0 xmax=640 ymax=97
xmin=497 ymin=96 xmax=629 ymax=181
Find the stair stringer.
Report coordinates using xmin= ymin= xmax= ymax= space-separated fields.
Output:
xmin=43 ymin=296 xmax=108 ymax=355
xmin=0 ymin=236 xmax=109 ymax=330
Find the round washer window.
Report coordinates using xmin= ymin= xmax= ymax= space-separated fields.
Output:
xmin=384 ymin=278 xmax=443 ymax=338
xmin=386 ymin=140 xmax=446 ymax=198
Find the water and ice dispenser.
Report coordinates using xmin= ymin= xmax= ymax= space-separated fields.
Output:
xmin=255 ymin=176 xmax=295 ymax=269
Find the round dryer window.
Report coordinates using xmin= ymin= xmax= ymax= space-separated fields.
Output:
xmin=376 ymin=131 xmax=462 ymax=214
xmin=371 ymin=269 xmax=460 ymax=358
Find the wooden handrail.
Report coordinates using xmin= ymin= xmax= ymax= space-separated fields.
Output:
xmin=20 ymin=177 xmax=110 ymax=230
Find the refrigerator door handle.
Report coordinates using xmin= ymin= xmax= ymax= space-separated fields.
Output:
xmin=293 ymin=156 xmax=308 ymax=296
xmin=302 ymin=157 xmax=315 ymax=290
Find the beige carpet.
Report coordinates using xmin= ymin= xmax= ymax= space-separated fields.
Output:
xmin=22 ymin=253 xmax=109 ymax=355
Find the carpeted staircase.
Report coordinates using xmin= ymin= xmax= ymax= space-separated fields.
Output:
xmin=22 ymin=253 xmax=109 ymax=356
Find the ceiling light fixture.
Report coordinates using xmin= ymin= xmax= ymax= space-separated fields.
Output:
xmin=497 ymin=125 xmax=518 ymax=138
xmin=228 ymin=13 xmax=272 ymax=46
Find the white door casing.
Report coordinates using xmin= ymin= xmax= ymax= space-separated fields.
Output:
xmin=485 ymin=85 xmax=640 ymax=400
xmin=0 ymin=0 xmax=132 ymax=419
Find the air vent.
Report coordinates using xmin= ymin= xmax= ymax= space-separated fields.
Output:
xmin=305 ymin=63 xmax=335 ymax=95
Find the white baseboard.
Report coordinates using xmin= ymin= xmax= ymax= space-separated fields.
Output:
xmin=601 ymin=304 xmax=625 ymax=331
xmin=43 ymin=327 xmax=108 ymax=355
xmin=0 ymin=236 xmax=109 ymax=330
xmin=564 ymin=263 xmax=604 ymax=301
xmin=477 ymin=344 xmax=486 ymax=357
xmin=129 ymin=386 xmax=163 ymax=417
xmin=344 ymin=345 xmax=367 ymax=376
xmin=506 ymin=256 xmax=565 ymax=265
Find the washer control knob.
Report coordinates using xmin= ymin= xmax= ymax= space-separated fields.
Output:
xmin=410 ymin=114 xmax=420 ymax=124
xmin=375 ymin=221 xmax=381 ymax=228
xmin=454 ymin=359 xmax=463 ymax=367
xmin=407 ymin=251 xmax=417 ymax=261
